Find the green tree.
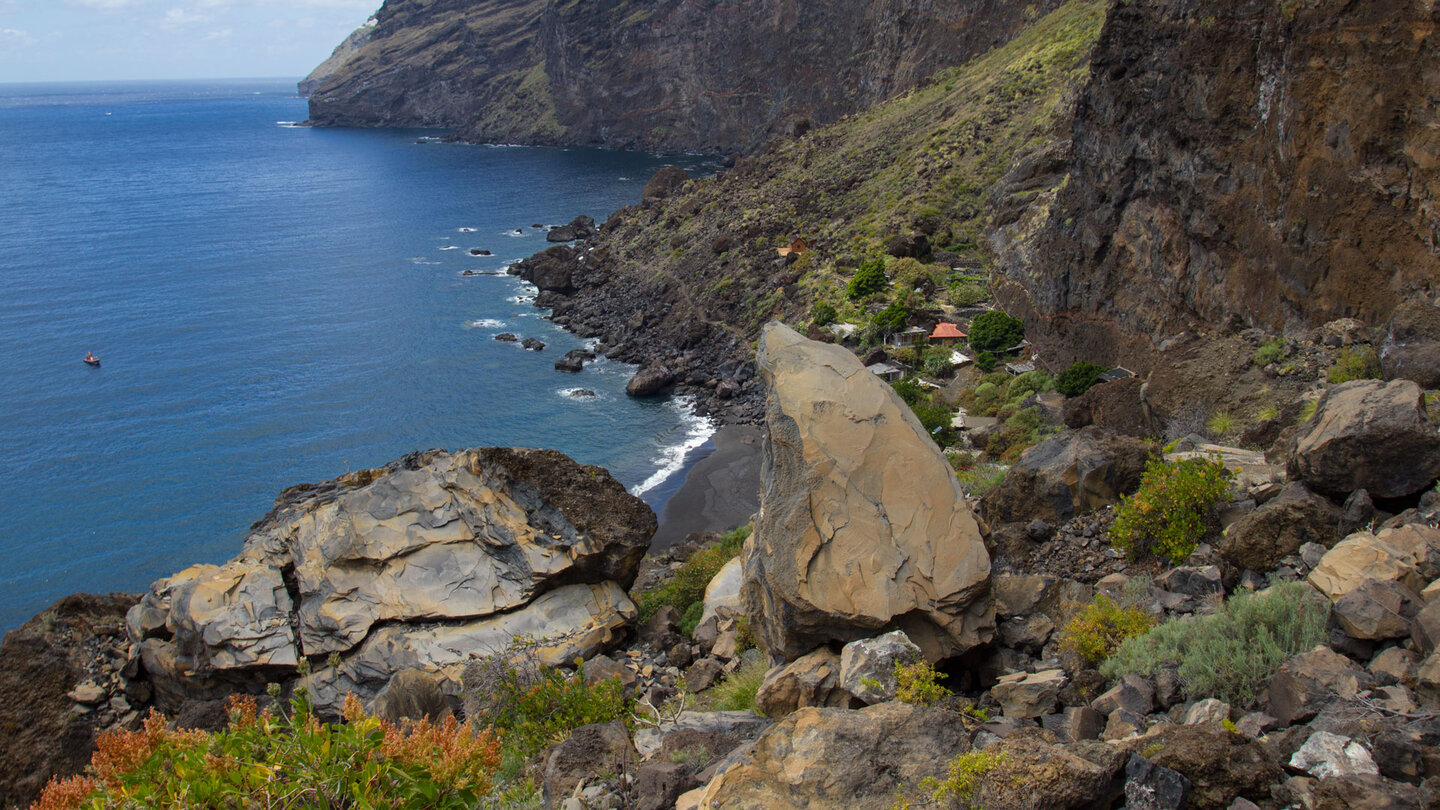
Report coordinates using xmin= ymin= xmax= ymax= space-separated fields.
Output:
xmin=871 ymin=301 xmax=910 ymax=335
xmin=811 ymin=301 xmax=838 ymax=326
xmin=968 ymin=311 xmax=1025 ymax=353
xmin=846 ymin=259 xmax=887 ymax=300
xmin=975 ymin=351 xmax=997 ymax=372
xmin=1056 ymin=361 xmax=1105 ymax=397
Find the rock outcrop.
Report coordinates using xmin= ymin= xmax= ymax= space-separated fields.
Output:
xmin=307 ymin=0 xmax=1061 ymax=154
xmin=996 ymin=0 xmax=1440 ymax=374
xmin=1286 ymin=379 xmax=1440 ymax=500
xmin=983 ymin=426 xmax=1154 ymax=526
xmin=126 ymin=447 xmax=655 ymax=713
xmin=741 ymin=324 xmax=992 ymax=661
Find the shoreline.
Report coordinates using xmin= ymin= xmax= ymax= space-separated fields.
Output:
xmin=648 ymin=424 xmax=763 ymax=550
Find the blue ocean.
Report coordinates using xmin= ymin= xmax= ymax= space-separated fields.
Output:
xmin=0 ymin=79 xmax=719 ymax=633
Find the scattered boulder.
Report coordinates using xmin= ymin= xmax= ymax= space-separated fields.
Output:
xmin=1414 ymin=598 xmax=1440 ymax=656
xmin=1041 ymin=706 xmax=1105 ymax=743
xmin=546 ymin=215 xmax=596 ymax=243
xmin=684 ymin=658 xmax=725 ymax=693
xmin=495 ymin=333 xmax=519 ymax=342
xmin=1267 ymin=646 xmax=1369 ymax=726
xmin=626 ymin=363 xmax=675 ymax=397
xmin=755 ymin=648 xmax=851 ymax=717
xmin=992 ymin=669 xmax=1067 ymax=719
xmin=128 ymin=448 xmax=656 ymax=713
xmin=542 ymin=721 xmax=636 ymax=809
xmin=1124 ymin=754 xmax=1191 ymax=810
xmin=741 ymin=324 xmax=992 ymax=661
xmin=521 ymin=337 xmax=546 ymax=351
xmin=1062 ymin=377 xmax=1150 ymax=437
xmin=1380 ymin=300 xmax=1440 ymax=388
xmin=692 ymin=702 xmax=971 ymax=809
xmin=633 ymin=761 xmax=698 ymax=810
xmin=1287 ymin=379 xmax=1440 ymax=499
xmin=1332 ymin=580 xmax=1424 ymax=641
xmin=516 ymin=245 xmax=578 ymax=292
xmin=1092 ymin=674 xmax=1156 ymax=717
xmin=1308 ymin=526 xmax=1440 ymax=601
xmin=698 ymin=557 xmax=743 ymax=628
xmin=839 ymin=630 xmax=922 ymax=705
xmin=633 ymin=710 xmax=770 ymax=761
xmin=983 ymin=427 xmax=1154 ymax=526
xmin=1219 ymin=482 xmax=1342 ymax=572
xmin=1289 ymin=730 xmax=1380 ymax=779
xmin=1183 ymin=698 xmax=1232 ymax=726
xmin=1126 ymin=725 xmax=1283 ymax=810
xmin=972 ymin=730 xmax=1125 ymax=809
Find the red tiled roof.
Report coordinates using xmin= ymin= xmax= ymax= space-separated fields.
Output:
xmin=931 ymin=322 xmax=966 ymax=339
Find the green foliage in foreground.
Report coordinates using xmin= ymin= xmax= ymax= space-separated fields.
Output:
xmin=894 ymin=660 xmax=952 ymax=705
xmin=893 ymin=750 xmax=1008 ymax=810
xmin=1101 ymin=582 xmax=1330 ymax=707
xmin=35 ymin=690 xmax=501 ymax=810
xmin=1110 ymin=457 xmax=1232 ymax=564
xmin=632 ymin=525 xmax=751 ymax=633
xmin=1055 ymin=361 xmax=1104 ymax=397
xmin=1328 ymin=347 xmax=1382 ymax=383
xmin=1057 ymin=594 xmax=1154 ymax=666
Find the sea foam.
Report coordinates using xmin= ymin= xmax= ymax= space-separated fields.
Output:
xmin=630 ymin=397 xmax=717 ymax=497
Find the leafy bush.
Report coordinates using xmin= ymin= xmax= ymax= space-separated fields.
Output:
xmin=893 ymin=750 xmax=1007 ymax=810
xmin=872 ymin=301 xmax=911 ymax=334
xmin=1328 ymin=347 xmax=1381 ymax=383
xmin=1002 ymin=369 xmax=1053 ymax=410
xmin=923 ymin=351 xmax=955 ymax=379
xmin=985 ymin=406 xmax=1056 ymax=463
xmin=1056 ymin=361 xmax=1105 ymax=397
xmin=975 ymin=351 xmax=997 ymax=372
xmin=894 ymin=660 xmax=952 ymax=705
xmin=954 ymin=461 xmax=1007 ymax=497
xmin=847 ymin=259 xmax=888 ymax=300
xmin=1101 ymin=582 xmax=1330 ymax=706
xmin=701 ymin=656 xmax=768 ymax=712
xmin=948 ymin=281 xmax=990 ymax=308
xmin=35 ymin=691 xmax=501 ymax=810
xmin=811 ymin=301 xmax=838 ymax=326
xmin=1058 ymin=595 xmax=1155 ymax=666
xmin=632 ymin=525 xmax=751 ymax=629
xmin=1253 ymin=338 xmax=1288 ymax=366
xmin=968 ymin=311 xmax=1024 ymax=353
xmin=1110 ymin=457 xmax=1233 ymax=564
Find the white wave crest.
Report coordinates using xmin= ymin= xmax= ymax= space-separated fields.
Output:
xmin=630 ymin=398 xmax=717 ymax=497
xmin=438 ymin=245 xmax=459 ymax=251
xmin=468 ymin=319 xmax=506 ymax=329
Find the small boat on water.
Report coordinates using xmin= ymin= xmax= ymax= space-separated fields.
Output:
xmin=83 ymin=352 xmax=100 ymax=367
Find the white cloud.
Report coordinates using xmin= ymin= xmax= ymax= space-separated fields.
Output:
xmin=63 ymin=0 xmax=150 ymax=9
xmin=0 ymin=27 xmax=33 ymax=45
xmin=160 ymin=6 xmax=208 ymax=27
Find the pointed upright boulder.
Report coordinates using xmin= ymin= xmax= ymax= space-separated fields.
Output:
xmin=741 ymin=323 xmax=993 ymax=661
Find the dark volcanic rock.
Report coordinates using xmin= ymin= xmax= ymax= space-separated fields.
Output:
xmin=521 ymin=337 xmax=546 ymax=351
xmin=0 ymin=593 xmax=139 ymax=809
xmin=1219 ymin=481 xmax=1342 ymax=572
xmin=1382 ymin=300 xmax=1440 ymax=388
xmin=554 ymin=348 xmax=595 ymax=373
xmin=626 ymin=363 xmax=675 ymax=398
xmin=983 ymin=427 xmax=1154 ymax=526
xmin=307 ymin=0 xmax=1062 ymax=155
xmin=643 ymin=167 xmax=689 ymax=204
xmin=1287 ymin=380 xmax=1440 ymax=499
xmin=1062 ymin=377 xmax=1150 ymax=437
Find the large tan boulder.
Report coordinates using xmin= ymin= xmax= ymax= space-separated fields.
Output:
xmin=1287 ymin=379 xmax=1440 ymax=499
xmin=741 ymin=324 xmax=992 ymax=661
xmin=693 ymin=702 xmax=972 ymax=809
xmin=1308 ymin=526 xmax=1440 ymax=601
xmin=128 ymin=447 xmax=655 ymax=712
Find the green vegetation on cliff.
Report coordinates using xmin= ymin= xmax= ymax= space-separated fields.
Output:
xmin=584 ymin=0 xmax=1107 ymax=345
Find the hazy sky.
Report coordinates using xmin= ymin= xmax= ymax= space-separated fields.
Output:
xmin=0 ymin=0 xmax=379 ymax=83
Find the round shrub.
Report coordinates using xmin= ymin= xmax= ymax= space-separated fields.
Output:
xmin=811 ymin=301 xmax=838 ymax=326
xmin=846 ymin=259 xmax=887 ymax=300
xmin=968 ymin=311 xmax=1024 ymax=353
xmin=1055 ymin=361 xmax=1105 ymax=397
xmin=976 ymin=351 xmax=997 ymax=372
xmin=1110 ymin=457 xmax=1233 ymax=564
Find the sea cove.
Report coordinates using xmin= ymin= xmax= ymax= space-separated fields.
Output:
xmin=0 ymin=80 xmax=718 ymax=633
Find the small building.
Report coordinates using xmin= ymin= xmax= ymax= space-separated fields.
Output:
xmin=888 ymin=326 xmax=929 ymax=348
xmin=867 ymin=361 xmax=905 ymax=382
xmin=1098 ymin=366 xmax=1136 ymax=383
xmin=776 ymin=237 xmax=812 ymax=259
xmin=949 ymin=350 xmax=972 ymax=367
xmin=1004 ymin=361 xmax=1036 ymax=376
xmin=930 ymin=322 xmax=967 ymax=347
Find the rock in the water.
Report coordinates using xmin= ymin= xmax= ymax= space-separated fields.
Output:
xmin=626 ymin=363 xmax=675 ymax=398
xmin=495 ymin=332 xmax=519 ymax=342
xmin=692 ymin=702 xmax=972 ymax=809
xmin=554 ymin=348 xmax=595 ymax=373
xmin=1220 ymin=482 xmax=1342 ymax=572
xmin=755 ymin=648 xmax=851 ymax=718
xmin=741 ymin=324 xmax=992 ymax=661
xmin=1287 ymin=379 xmax=1440 ymax=499
xmin=128 ymin=448 xmax=655 ymax=712
xmin=839 ymin=630 xmax=923 ymax=705
xmin=983 ymin=426 xmax=1154 ymax=525
xmin=521 ymin=337 xmax=546 ymax=351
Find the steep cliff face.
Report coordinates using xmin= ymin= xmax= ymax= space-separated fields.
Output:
xmin=996 ymin=0 xmax=1440 ymax=370
xmin=307 ymin=0 xmax=1059 ymax=153
xmin=298 ymin=17 xmax=377 ymax=97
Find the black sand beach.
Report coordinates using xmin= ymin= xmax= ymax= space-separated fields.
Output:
xmin=651 ymin=424 xmax=764 ymax=549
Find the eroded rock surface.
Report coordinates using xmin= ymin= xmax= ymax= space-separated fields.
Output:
xmin=127 ymin=447 xmax=655 ymax=712
xmin=741 ymin=323 xmax=993 ymax=661
xmin=1287 ymin=380 xmax=1440 ymax=500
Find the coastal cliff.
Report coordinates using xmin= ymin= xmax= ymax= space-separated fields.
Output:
xmin=305 ymin=0 xmax=1060 ymax=153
